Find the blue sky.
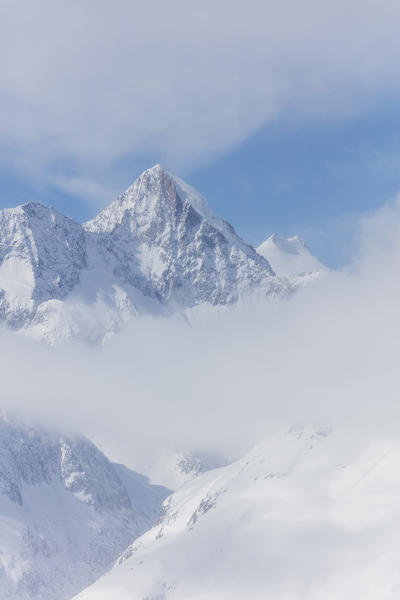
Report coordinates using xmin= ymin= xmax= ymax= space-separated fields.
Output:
xmin=1 ymin=1 xmax=400 ymax=268
xmin=190 ymin=103 xmax=400 ymax=266
xmin=2 ymin=102 xmax=400 ymax=267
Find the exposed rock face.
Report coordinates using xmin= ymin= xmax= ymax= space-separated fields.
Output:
xmin=0 ymin=417 xmax=169 ymax=600
xmin=85 ymin=165 xmax=279 ymax=307
xmin=0 ymin=165 xmax=289 ymax=343
xmin=0 ymin=203 xmax=87 ymax=328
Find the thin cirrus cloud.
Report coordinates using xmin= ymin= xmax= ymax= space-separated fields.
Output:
xmin=1 ymin=0 xmax=400 ymax=206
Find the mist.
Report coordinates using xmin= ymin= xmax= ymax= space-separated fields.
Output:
xmin=2 ymin=195 xmax=400 ymax=473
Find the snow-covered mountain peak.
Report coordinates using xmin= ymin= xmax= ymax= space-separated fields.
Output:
xmin=257 ymin=232 xmax=327 ymax=279
xmin=115 ymin=163 xmax=215 ymax=223
xmin=84 ymin=166 xmax=279 ymax=309
xmin=5 ymin=200 xmax=78 ymax=228
xmin=20 ymin=200 xmax=59 ymax=217
xmin=86 ymin=165 xmax=265 ymax=261
xmin=0 ymin=201 xmax=87 ymax=329
xmin=85 ymin=164 xmax=186 ymax=232
xmin=268 ymin=233 xmax=306 ymax=254
xmin=0 ymin=167 xmax=304 ymax=342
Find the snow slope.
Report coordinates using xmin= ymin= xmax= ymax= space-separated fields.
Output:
xmin=84 ymin=165 xmax=283 ymax=308
xmin=0 ymin=166 xmax=293 ymax=344
xmin=0 ymin=202 xmax=87 ymax=330
xmin=74 ymin=427 xmax=400 ymax=600
xmin=257 ymin=233 xmax=328 ymax=281
xmin=139 ymin=450 xmax=231 ymax=491
xmin=0 ymin=417 xmax=169 ymax=600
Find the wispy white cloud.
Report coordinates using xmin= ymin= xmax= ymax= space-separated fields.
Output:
xmin=1 ymin=193 xmax=400 ymax=472
xmin=1 ymin=0 xmax=400 ymax=206
xmin=52 ymin=176 xmax=119 ymax=208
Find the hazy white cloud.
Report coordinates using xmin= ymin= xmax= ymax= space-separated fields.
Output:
xmin=1 ymin=0 xmax=400 ymax=205
xmin=1 ymin=193 xmax=400 ymax=473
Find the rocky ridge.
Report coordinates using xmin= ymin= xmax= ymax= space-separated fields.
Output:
xmin=0 ymin=166 xmax=292 ymax=343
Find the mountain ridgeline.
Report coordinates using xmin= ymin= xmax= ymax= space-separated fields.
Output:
xmin=0 ymin=416 xmax=169 ymax=600
xmin=0 ymin=165 xmax=324 ymax=343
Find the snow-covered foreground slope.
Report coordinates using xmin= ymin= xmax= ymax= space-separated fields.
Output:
xmin=0 ymin=417 xmax=169 ymax=600
xmin=139 ymin=450 xmax=231 ymax=491
xmin=75 ymin=427 xmax=400 ymax=600
xmin=257 ymin=233 xmax=328 ymax=282
xmin=0 ymin=165 xmax=294 ymax=344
